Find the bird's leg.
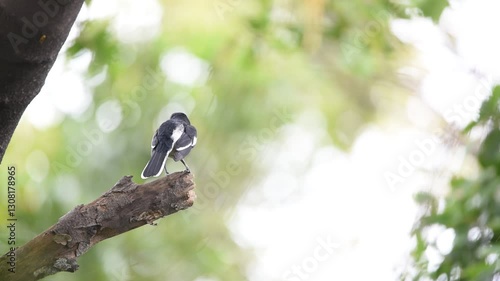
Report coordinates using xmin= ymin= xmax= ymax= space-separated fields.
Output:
xmin=164 ymin=165 xmax=169 ymax=175
xmin=180 ymin=159 xmax=190 ymax=173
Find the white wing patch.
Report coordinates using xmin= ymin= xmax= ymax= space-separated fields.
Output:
xmin=176 ymin=135 xmax=196 ymax=151
xmin=171 ymin=125 xmax=184 ymax=142
xmin=151 ymin=132 xmax=158 ymax=149
xmin=176 ymin=143 xmax=191 ymax=151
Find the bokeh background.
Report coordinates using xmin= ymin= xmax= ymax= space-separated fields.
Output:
xmin=1 ymin=0 xmax=500 ymax=280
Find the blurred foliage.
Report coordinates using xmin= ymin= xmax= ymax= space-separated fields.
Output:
xmin=410 ymin=0 xmax=448 ymax=21
xmin=0 ymin=0 xmax=451 ymax=281
xmin=405 ymin=86 xmax=500 ymax=280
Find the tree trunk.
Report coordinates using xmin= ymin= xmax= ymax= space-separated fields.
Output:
xmin=0 ymin=0 xmax=85 ymax=163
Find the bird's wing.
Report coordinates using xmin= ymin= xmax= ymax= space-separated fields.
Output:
xmin=187 ymin=125 xmax=197 ymax=146
xmin=150 ymin=130 xmax=159 ymax=154
xmin=172 ymin=146 xmax=193 ymax=161
xmin=175 ymin=125 xmax=197 ymax=151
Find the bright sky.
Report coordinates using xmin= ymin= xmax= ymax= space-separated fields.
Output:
xmin=231 ymin=1 xmax=500 ymax=280
xmin=21 ymin=0 xmax=500 ymax=280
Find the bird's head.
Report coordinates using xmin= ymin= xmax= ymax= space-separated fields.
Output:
xmin=170 ymin=112 xmax=190 ymax=124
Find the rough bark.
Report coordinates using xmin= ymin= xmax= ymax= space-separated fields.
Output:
xmin=0 ymin=172 xmax=196 ymax=281
xmin=0 ymin=0 xmax=85 ymax=163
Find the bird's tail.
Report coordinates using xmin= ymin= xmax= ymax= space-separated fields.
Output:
xmin=141 ymin=140 xmax=172 ymax=179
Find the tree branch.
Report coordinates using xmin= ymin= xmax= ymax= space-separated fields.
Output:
xmin=0 ymin=172 xmax=196 ymax=281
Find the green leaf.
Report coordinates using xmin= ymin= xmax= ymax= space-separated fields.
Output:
xmin=411 ymin=0 xmax=449 ymax=22
xmin=478 ymin=85 xmax=500 ymax=124
xmin=415 ymin=191 xmax=436 ymax=205
xmin=463 ymin=121 xmax=478 ymax=134
xmin=478 ymin=129 xmax=500 ymax=170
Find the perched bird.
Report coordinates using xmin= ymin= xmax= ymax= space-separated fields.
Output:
xmin=141 ymin=112 xmax=197 ymax=179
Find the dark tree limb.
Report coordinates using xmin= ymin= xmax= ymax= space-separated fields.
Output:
xmin=0 ymin=0 xmax=85 ymax=163
xmin=0 ymin=172 xmax=196 ymax=281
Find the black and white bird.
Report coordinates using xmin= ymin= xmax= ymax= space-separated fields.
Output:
xmin=141 ymin=112 xmax=197 ymax=179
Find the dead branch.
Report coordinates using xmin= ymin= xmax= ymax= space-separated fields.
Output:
xmin=0 ymin=172 xmax=196 ymax=281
